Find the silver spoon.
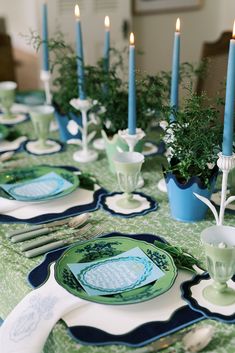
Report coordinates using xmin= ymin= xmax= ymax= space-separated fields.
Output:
xmin=182 ymin=325 xmax=214 ymax=352
xmin=11 ymin=213 xmax=91 ymax=243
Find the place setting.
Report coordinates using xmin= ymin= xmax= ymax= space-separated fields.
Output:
xmin=0 ymin=231 xmax=204 ymax=352
xmin=0 ymin=165 xmax=107 ymax=224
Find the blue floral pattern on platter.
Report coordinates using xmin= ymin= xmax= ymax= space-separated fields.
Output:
xmin=27 ymin=233 xmax=204 ymax=347
xmin=99 ymin=191 xmax=158 ymax=218
xmin=181 ymin=272 xmax=235 ymax=323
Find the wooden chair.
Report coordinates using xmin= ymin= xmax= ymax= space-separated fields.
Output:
xmin=0 ymin=33 xmax=16 ymax=82
xmin=197 ymin=31 xmax=231 ymax=101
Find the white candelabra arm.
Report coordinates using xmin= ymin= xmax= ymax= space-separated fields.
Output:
xmin=118 ymin=128 xmax=145 ymax=152
xmin=193 ymin=192 xmax=219 ymax=225
xmin=194 ymin=152 xmax=235 ymax=226
xmin=224 ymin=196 xmax=235 ymax=208
xmin=217 ymin=153 xmax=235 ymax=225
xmin=40 ymin=70 xmax=52 ymax=105
xmin=69 ymin=98 xmax=98 ymax=163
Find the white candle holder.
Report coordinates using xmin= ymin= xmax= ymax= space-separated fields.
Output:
xmin=118 ymin=128 xmax=145 ymax=187
xmin=69 ymin=98 xmax=98 ymax=163
xmin=194 ymin=152 xmax=235 ymax=225
xmin=118 ymin=128 xmax=145 ymax=152
xmin=40 ymin=70 xmax=52 ymax=105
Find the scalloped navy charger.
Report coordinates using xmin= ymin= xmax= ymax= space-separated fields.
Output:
xmin=0 ymin=165 xmax=107 ymax=224
xmin=181 ymin=273 xmax=235 ymax=323
xmin=28 ymin=233 xmax=204 ymax=347
xmin=99 ymin=191 xmax=158 ymax=218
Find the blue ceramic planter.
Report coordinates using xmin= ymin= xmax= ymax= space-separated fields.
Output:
xmin=165 ymin=172 xmax=217 ymax=222
xmin=55 ymin=111 xmax=82 ymax=142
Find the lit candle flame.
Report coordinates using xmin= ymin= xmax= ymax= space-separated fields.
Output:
xmin=75 ymin=4 xmax=80 ymax=19
xmin=130 ymin=32 xmax=135 ymax=45
xmin=176 ymin=18 xmax=180 ymax=32
xmin=233 ymin=20 xmax=235 ymax=39
xmin=104 ymin=16 xmax=110 ymax=29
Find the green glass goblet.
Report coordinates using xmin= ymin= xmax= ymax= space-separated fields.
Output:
xmin=29 ymin=105 xmax=55 ymax=150
xmin=201 ymin=225 xmax=235 ymax=306
xmin=0 ymin=81 xmax=17 ymax=119
xmin=113 ymin=151 xmax=144 ymax=209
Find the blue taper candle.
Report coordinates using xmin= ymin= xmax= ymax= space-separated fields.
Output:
xmin=128 ymin=32 xmax=136 ymax=135
xmin=170 ymin=18 xmax=181 ymax=122
xmin=104 ymin=16 xmax=110 ymax=72
xmin=222 ymin=21 xmax=235 ymax=156
xmin=42 ymin=2 xmax=49 ymax=71
xmin=75 ymin=4 xmax=86 ymax=100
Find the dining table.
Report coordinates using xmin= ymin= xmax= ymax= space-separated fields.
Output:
xmin=0 ymin=115 xmax=235 ymax=353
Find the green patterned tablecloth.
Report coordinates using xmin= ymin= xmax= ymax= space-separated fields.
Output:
xmin=0 ymin=120 xmax=235 ymax=353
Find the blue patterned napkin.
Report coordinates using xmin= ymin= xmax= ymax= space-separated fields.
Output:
xmin=68 ymin=247 xmax=165 ymax=296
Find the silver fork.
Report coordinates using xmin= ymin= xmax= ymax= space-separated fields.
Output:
xmin=24 ymin=227 xmax=104 ymax=258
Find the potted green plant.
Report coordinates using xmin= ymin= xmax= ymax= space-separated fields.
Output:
xmin=163 ymin=91 xmax=223 ymax=222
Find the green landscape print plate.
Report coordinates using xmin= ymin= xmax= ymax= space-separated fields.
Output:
xmin=55 ymin=236 xmax=177 ymax=305
xmin=0 ymin=165 xmax=79 ymax=202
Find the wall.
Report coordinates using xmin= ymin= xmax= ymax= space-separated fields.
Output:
xmin=0 ymin=0 xmax=40 ymax=89
xmin=0 ymin=0 xmax=234 ymax=88
xmin=220 ymin=0 xmax=235 ymax=32
xmin=133 ymin=0 xmax=225 ymax=74
xmin=0 ymin=0 xmax=39 ymax=53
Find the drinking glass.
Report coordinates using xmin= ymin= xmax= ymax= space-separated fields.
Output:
xmin=201 ymin=225 xmax=235 ymax=306
xmin=0 ymin=81 xmax=17 ymax=118
xmin=29 ymin=105 xmax=55 ymax=150
xmin=113 ymin=151 xmax=144 ymax=209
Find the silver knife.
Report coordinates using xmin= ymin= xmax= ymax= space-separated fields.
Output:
xmin=6 ymin=218 xmax=72 ymax=238
xmin=24 ymin=228 xmax=103 ymax=258
xmin=11 ymin=227 xmax=59 ymax=243
xmin=24 ymin=239 xmax=68 ymax=258
xmin=20 ymin=224 xmax=92 ymax=251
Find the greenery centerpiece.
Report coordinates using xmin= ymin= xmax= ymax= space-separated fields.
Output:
xmin=163 ymin=91 xmax=223 ymax=222
xmin=28 ymin=31 xmax=170 ymax=169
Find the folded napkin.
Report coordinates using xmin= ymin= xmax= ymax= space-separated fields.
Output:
xmin=0 ymin=264 xmax=87 ymax=353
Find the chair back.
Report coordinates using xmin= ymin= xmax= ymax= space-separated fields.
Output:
xmin=0 ymin=33 xmax=16 ymax=82
xmin=197 ymin=31 xmax=231 ymax=103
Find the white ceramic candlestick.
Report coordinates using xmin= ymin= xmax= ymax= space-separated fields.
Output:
xmin=217 ymin=153 xmax=235 ymax=225
xmin=118 ymin=128 xmax=145 ymax=152
xmin=70 ymin=98 xmax=98 ymax=163
xmin=118 ymin=128 xmax=145 ymax=187
xmin=40 ymin=70 xmax=52 ymax=105
xmin=194 ymin=152 xmax=235 ymax=225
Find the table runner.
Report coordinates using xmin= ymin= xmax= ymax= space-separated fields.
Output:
xmin=0 ymin=122 xmax=235 ymax=353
